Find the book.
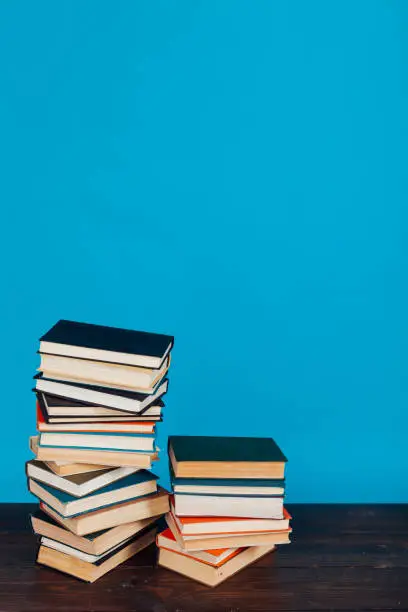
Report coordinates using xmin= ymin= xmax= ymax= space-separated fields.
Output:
xmin=46 ymin=461 xmax=109 ymax=476
xmin=165 ymin=511 xmax=291 ymax=551
xmin=31 ymin=509 xmax=158 ymax=555
xmin=40 ymin=488 xmax=169 ymax=535
xmin=169 ymin=504 xmax=291 ymax=535
xmin=37 ymin=392 xmax=164 ymax=419
xmin=28 ymin=471 xmax=158 ymax=517
xmin=30 ymin=434 xmax=133 ymax=475
xmin=37 ymin=405 xmax=156 ymax=433
xmin=35 ymin=376 xmax=168 ymax=412
xmin=157 ymin=528 xmax=242 ymax=566
xmin=39 ymin=320 xmax=174 ymax=368
xmin=158 ymin=543 xmax=276 ymax=587
xmin=26 ymin=460 xmax=140 ymax=497
xmin=33 ymin=438 xmax=158 ymax=468
xmin=37 ymin=523 xmax=158 ymax=582
xmin=39 ymin=431 xmax=155 ymax=452
xmin=40 ymin=371 xmax=165 ymax=394
xmin=39 ymin=353 xmax=170 ymax=391
xmin=171 ymin=474 xmax=285 ymax=496
xmin=40 ymin=536 xmax=133 ymax=563
xmin=169 ymin=436 xmax=287 ymax=479
xmin=173 ymin=492 xmax=284 ymax=519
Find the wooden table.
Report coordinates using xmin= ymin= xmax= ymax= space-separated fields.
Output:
xmin=1 ymin=503 xmax=407 ymax=611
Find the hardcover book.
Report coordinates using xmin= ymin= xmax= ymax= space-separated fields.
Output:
xmin=158 ymin=542 xmax=276 ymax=587
xmin=37 ymin=524 xmax=158 ymax=582
xmin=28 ymin=470 xmax=158 ymax=517
xmin=40 ymin=488 xmax=169 ymax=535
xmin=34 ymin=375 xmax=168 ymax=412
xmin=165 ymin=511 xmax=291 ymax=551
xmin=31 ymin=509 xmax=158 ymax=555
xmin=39 ymin=320 xmax=174 ymax=368
xmin=169 ymin=436 xmax=287 ymax=479
xmin=26 ymin=460 xmax=140 ymax=497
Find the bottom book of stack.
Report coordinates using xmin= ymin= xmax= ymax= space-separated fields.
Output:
xmin=157 ymin=528 xmax=276 ymax=587
xmin=32 ymin=510 xmax=161 ymax=582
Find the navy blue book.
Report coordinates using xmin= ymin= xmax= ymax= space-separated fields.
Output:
xmin=40 ymin=320 xmax=174 ymax=369
xmin=29 ymin=470 xmax=158 ymax=517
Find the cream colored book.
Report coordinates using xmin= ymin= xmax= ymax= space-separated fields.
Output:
xmin=28 ymin=471 xmax=157 ymax=517
xmin=26 ymin=460 xmax=139 ymax=497
xmin=37 ymin=525 xmax=157 ymax=582
xmin=158 ymin=543 xmax=276 ymax=587
xmin=39 ymin=431 xmax=155 ymax=452
xmin=30 ymin=435 xmax=105 ymax=476
xmin=40 ymin=488 xmax=169 ymax=536
xmin=34 ymin=441 xmax=157 ymax=468
xmin=39 ymin=353 xmax=170 ymax=391
xmin=31 ymin=509 xmax=157 ymax=555
xmin=46 ymin=461 xmax=107 ymax=476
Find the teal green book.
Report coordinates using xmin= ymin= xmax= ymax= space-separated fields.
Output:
xmin=29 ymin=471 xmax=158 ymax=517
xmin=169 ymin=436 xmax=288 ymax=463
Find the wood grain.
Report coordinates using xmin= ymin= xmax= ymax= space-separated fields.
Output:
xmin=0 ymin=503 xmax=407 ymax=611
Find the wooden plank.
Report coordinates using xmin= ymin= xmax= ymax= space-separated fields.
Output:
xmin=0 ymin=504 xmax=407 ymax=611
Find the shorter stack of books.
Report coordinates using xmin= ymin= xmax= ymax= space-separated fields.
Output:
xmin=27 ymin=320 xmax=173 ymax=581
xmin=158 ymin=436 xmax=291 ymax=587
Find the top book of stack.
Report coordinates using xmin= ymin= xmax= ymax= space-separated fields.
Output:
xmin=169 ymin=436 xmax=287 ymax=479
xmin=40 ymin=320 xmax=174 ymax=369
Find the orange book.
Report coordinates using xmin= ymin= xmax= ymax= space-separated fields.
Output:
xmin=170 ymin=502 xmax=291 ymax=536
xmin=156 ymin=528 xmax=243 ymax=567
xmin=165 ymin=509 xmax=291 ymax=551
xmin=36 ymin=403 xmax=155 ymax=434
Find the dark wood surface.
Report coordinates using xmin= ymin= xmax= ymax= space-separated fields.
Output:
xmin=0 ymin=503 xmax=407 ymax=611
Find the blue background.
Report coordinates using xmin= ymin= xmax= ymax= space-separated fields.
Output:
xmin=1 ymin=1 xmax=407 ymax=502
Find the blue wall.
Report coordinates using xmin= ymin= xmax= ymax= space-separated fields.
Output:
xmin=1 ymin=0 xmax=407 ymax=502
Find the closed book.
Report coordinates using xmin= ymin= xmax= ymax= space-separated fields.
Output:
xmin=157 ymin=528 xmax=241 ymax=566
xmin=31 ymin=509 xmax=158 ymax=556
xmin=37 ymin=524 xmax=158 ymax=582
xmin=171 ymin=473 xmax=285 ymax=496
xmin=26 ymin=460 xmax=140 ymax=497
xmin=39 ymin=320 xmax=174 ymax=368
xmin=39 ymin=371 xmax=165 ymax=395
xmin=36 ymin=392 xmax=164 ymax=420
xmin=169 ymin=436 xmax=287 ymax=479
xmin=28 ymin=470 xmax=158 ymax=517
xmin=39 ymin=353 xmax=169 ymax=391
xmin=39 ymin=431 xmax=155 ymax=452
xmin=40 ymin=488 xmax=169 ymax=535
xmin=36 ymin=405 xmax=156 ymax=433
xmin=35 ymin=376 xmax=168 ymax=413
xmin=165 ymin=511 xmax=291 ymax=552
xmin=173 ymin=492 xmax=284 ymax=519
xmin=34 ymin=437 xmax=157 ymax=468
xmin=29 ymin=438 xmax=109 ymax=476
xmin=158 ymin=543 xmax=276 ymax=587
xmin=169 ymin=503 xmax=291 ymax=536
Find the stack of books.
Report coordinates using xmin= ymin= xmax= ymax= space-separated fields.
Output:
xmin=158 ymin=435 xmax=291 ymax=587
xmin=27 ymin=320 xmax=173 ymax=581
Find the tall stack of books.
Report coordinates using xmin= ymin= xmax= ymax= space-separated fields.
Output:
xmin=158 ymin=436 xmax=291 ymax=587
xmin=27 ymin=320 xmax=173 ymax=581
